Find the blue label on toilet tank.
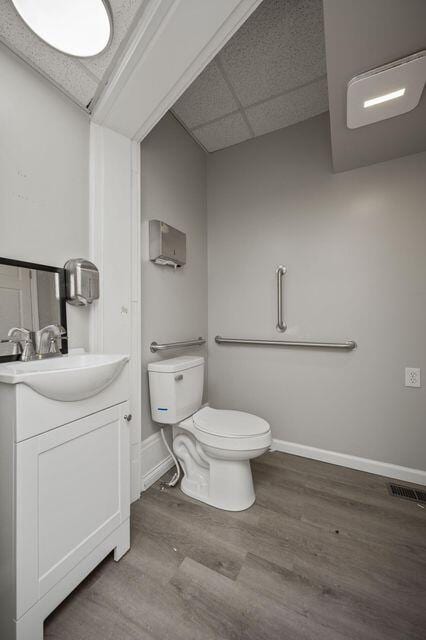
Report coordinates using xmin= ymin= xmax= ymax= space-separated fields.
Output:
xmin=157 ymin=407 xmax=168 ymax=411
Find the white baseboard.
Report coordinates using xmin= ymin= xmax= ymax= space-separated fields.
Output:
xmin=140 ymin=431 xmax=174 ymax=492
xmin=272 ymin=438 xmax=426 ymax=485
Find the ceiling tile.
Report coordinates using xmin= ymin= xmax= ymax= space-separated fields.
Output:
xmin=193 ymin=112 xmax=252 ymax=152
xmin=245 ymin=76 xmax=328 ymax=136
xmin=219 ymin=0 xmax=326 ymax=106
xmin=173 ymin=60 xmax=238 ymax=130
xmin=168 ymin=0 xmax=328 ymax=152
xmin=81 ymin=0 xmax=146 ymax=81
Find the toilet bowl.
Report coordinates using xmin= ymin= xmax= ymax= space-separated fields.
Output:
xmin=148 ymin=355 xmax=271 ymax=511
xmin=176 ymin=406 xmax=271 ymax=510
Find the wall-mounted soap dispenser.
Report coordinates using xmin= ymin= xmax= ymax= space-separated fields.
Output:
xmin=149 ymin=220 xmax=186 ymax=267
xmin=64 ymin=259 xmax=100 ymax=306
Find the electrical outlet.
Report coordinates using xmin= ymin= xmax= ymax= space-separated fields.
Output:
xmin=405 ymin=367 xmax=421 ymax=388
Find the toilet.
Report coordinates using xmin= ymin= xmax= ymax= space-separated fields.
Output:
xmin=148 ymin=355 xmax=271 ymax=511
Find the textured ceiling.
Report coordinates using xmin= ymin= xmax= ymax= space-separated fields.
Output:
xmin=0 ymin=0 xmax=148 ymax=110
xmin=172 ymin=0 xmax=328 ymax=152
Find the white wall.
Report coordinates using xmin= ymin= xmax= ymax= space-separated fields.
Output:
xmin=207 ymin=113 xmax=426 ymax=472
xmin=90 ymin=124 xmax=141 ymax=500
xmin=0 ymin=46 xmax=90 ymax=349
xmin=140 ymin=114 xmax=207 ymax=442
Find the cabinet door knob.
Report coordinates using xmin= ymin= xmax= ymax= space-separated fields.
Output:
xmin=124 ymin=414 xmax=132 ymax=422
xmin=174 ymin=374 xmax=183 ymax=381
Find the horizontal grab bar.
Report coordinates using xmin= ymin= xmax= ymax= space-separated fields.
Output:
xmin=150 ymin=337 xmax=206 ymax=353
xmin=215 ymin=336 xmax=357 ymax=350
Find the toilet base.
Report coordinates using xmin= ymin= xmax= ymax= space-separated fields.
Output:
xmin=180 ymin=460 xmax=256 ymax=511
xmin=173 ymin=429 xmax=264 ymax=511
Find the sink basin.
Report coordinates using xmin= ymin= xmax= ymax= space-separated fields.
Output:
xmin=0 ymin=353 xmax=129 ymax=401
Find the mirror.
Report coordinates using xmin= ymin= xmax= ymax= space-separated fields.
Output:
xmin=0 ymin=257 xmax=67 ymax=361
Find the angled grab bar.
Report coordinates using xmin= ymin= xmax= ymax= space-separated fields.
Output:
xmin=150 ymin=337 xmax=205 ymax=353
xmin=215 ymin=336 xmax=357 ymax=350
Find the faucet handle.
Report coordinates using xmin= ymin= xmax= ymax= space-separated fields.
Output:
xmin=39 ymin=323 xmax=66 ymax=336
xmin=8 ymin=327 xmax=31 ymax=340
xmin=41 ymin=324 xmax=67 ymax=354
xmin=53 ymin=324 xmax=66 ymax=335
xmin=7 ymin=328 xmax=35 ymax=361
xmin=48 ymin=334 xmax=67 ymax=353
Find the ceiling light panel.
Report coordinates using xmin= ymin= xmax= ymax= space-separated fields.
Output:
xmin=363 ymin=88 xmax=406 ymax=108
xmin=11 ymin=0 xmax=113 ymax=58
xmin=347 ymin=50 xmax=426 ymax=129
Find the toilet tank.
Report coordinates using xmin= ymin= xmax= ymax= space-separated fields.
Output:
xmin=148 ymin=355 xmax=204 ymax=424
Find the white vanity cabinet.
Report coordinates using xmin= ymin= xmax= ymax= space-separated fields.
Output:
xmin=0 ymin=355 xmax=131 ymax=640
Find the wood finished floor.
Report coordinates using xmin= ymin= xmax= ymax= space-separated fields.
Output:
xmin=45 ymin=452 xmax=426 ymax=640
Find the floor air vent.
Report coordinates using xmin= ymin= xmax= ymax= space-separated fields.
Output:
xmin=389 ymin=484 xmax=426 ymax=503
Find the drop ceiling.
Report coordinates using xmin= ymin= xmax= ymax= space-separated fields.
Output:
xmin=0 ymin=0 xmax=148 ymax=110
xmin=172 ymin=0 xmax=328 ymax=152
xmin=2 ymin=0 xmax=424 ymax=170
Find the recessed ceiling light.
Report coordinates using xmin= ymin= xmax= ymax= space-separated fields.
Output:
xmin=363 ymin=88 xmax=406 ymax=109
xmin=347 ymin=50 xmax=426 ymax=129
xmin=11 ymin=0 xmax=113 ymax=58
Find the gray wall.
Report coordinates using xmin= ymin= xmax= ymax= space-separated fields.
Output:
xmin=207 ymin=113 xmax=426 ymax=471
xmin=141 ymin=114 xmax=207 ymax=440
xmin=0 ymin=46 xmax=90 ymax=350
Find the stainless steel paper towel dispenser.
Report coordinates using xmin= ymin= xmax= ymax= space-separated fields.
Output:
xmin=64 ymin=259 xmax=99 ymax=306
xmin=149 ymin=220 xmax=186 ymax=267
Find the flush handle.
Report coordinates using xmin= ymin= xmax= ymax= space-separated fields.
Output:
xmin=175 ymin=374 xmax=183 ymax=381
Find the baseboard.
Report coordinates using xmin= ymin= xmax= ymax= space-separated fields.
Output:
xmin=140 ymin=431 xmax=174 ymax=492
xmin=272 ymin=438 xmax=426 ymax=485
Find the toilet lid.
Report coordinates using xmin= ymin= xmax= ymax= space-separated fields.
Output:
xmin=193 ymin=407 xmax=270 ymax=438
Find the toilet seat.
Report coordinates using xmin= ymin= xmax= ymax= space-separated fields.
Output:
xmin=191 ymin=407 xmax=271 ymax=451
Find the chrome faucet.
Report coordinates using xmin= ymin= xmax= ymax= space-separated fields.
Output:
xmin=4 ymin=324 xmax=67 ymax=361
xmin=7 ymin=328 xmax=36 ymax=361
xmin=34 ymin=324 xmax=67 ymax=357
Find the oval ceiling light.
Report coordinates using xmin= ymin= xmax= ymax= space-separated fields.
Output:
xmin=11 ymin=0 xmax=113 ymax=58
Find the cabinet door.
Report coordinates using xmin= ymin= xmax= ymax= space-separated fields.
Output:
xmin=16 ymin=402 xmax=130 ymax=618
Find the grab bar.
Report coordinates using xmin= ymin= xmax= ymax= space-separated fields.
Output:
xmin=276 ymin=265 xmax=286 ymax=332
xmin=215 ymin=336 xmax=356 ymax=350
xmin=150 ymin=337 xmax=206 ymax=353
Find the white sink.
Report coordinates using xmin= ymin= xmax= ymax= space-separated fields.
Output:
xmin=0 ymin=353 xmax=129 ymax=401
